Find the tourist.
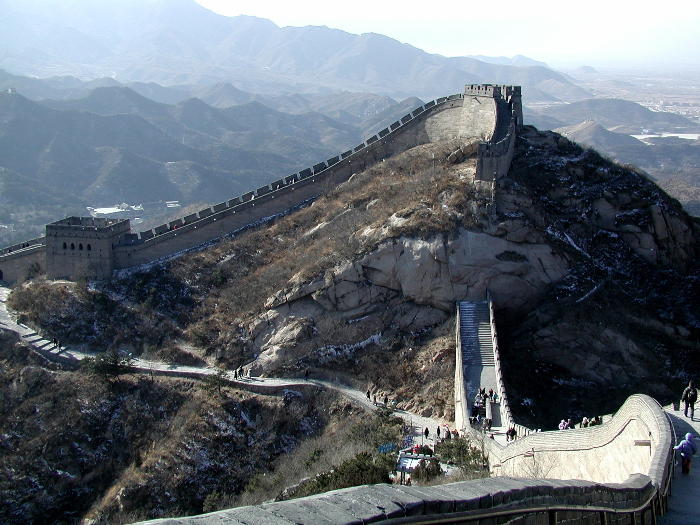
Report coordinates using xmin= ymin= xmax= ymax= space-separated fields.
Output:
xmin=424 ymin=427 xmax=429 ymax=440
xmin=567 ymin=418 xmax=573 ymax=429
xmin=373 ymin=394 xmax=377 ymax=406
xmin=234 ymin=369 xmax=238 ymax=380
xmin=488 ymin=388 xmax=494 ymax=399
xmin=506 ymin=427 xmax=517 ymax=442
xmin=581 ymin=417 xmax=589 ymax=428
xmin=304 ymin=369 xmax=309 ymax=380
xmin=558 ymin=419 xmax=568 ymax=430
xmin=674 ymin=433 xmax=697 ymax=474
xmin=436 ymin=426 xmax=441 ymax=439
xmin=384 ymin=395 xmax=388 ymax=406
xmin=366 ymin=389 xmax=371 ymax=401
xmin=682 ymin=381 xmax=698 ymax=420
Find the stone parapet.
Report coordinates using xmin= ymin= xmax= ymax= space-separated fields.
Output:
xmin=132 ymin=475 xmax=658 ymax=525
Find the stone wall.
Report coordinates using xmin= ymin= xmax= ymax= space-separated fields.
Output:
xmin=0 ymin=84 xmax=521 ymax=282
xmin=134 ymin=468 xmax=660 ymax=525
xmin=487 ymin=394 xmax=672 ymax=484
xmin=454 ymin=313 xmax=469 ymax=432
xmin=133 ymin=395 xmax=670 ymax=524
xmin=0 ymin=245 xmax=45 ymax=283
xmin=113 ymin=92 xmax=499 ymax=269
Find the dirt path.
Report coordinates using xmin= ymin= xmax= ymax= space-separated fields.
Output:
xmin=0 ymin=285 xmax=450 ymax=447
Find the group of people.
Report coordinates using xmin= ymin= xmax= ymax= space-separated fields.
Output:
xmin=366 ymin=390 xmax=389 ymax=407
xmin=580 ymin=416 xmax=603 ymax=427
xmin=474 ymin=387 xmax=498 ymax=407
xmin=675 ymin=381 xmax=698 ymax=475
xmin=558 ymin=416 xmax=603 ymax=430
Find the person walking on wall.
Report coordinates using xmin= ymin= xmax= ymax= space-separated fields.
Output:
xmin=682 ymin=381 xmax=698 ymax=420
xmin=675 ymin=433 xmax=697 ymax=474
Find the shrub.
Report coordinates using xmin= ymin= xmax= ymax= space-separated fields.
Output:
xmin=200 ymin=368 xmax=230 ymax=398
xmin=413 ymin=445 xmax=434 ymax=456
xmin=435 ymin=437 xmax=487 ymax=474
xmin=286 ymin=452 xmax=392 ymax=499
xmin=81 ymin=350 xmax=134 ymax=380
xmin=412 ymin=457 xmax=442 ymax=483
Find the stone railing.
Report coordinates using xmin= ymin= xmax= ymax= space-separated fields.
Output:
xmin=454 ymin=312 xmax=469 ymax=432
xmin=487 ymin=394 xmax=672 ymax=484
xmin=0 ymin=236 xmax=46 ymax=257
xmin=133 ymin=462 xmax=666 ymax=525
xmin=486 ymin=293 xmax=532 ymax=439
xmin=476 ymin=98 xmax=518 ymax=183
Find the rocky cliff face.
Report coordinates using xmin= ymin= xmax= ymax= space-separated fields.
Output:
xmin=241 ymin=127 xmax=699 ymax=423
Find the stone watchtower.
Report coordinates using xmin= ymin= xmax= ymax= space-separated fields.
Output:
xmin=45 ymin=217 xmax=131 ymax=280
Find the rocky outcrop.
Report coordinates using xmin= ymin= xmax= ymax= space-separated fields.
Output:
xmin=245 ymin=128 xmax=700 ymax=420
xmin=248 ymin=226 xmax=570 ymax=373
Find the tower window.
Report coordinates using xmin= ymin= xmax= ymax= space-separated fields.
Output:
xmin=70 ymin=243 xmax=75 ymax=250
xmin=79 ymin=243 xmax=83 ymax=250
xmin=63 ymin=242 xmax=67 ymax=249
xmin=87 ymin=244 xmax=91 ymax=251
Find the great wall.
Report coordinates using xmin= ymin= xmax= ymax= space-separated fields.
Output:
xmin=0 ymin=84 xmax=522 ymax=284
xmin=0 ymin=84 xmax=688 ymax=523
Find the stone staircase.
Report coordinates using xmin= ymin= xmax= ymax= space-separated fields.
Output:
xmin=458 ymin=301 xmax=495 ymax=368
xmin=458 ymin=300 xmax=499 ymax=426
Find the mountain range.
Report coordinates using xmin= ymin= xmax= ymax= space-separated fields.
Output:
xmin=0 ymin=80 xmax=431 ymax=244
xmin=526 ymin=98 xmax=698 ymax=133
xmin=0 ymin=0 xmax=589 ymax=101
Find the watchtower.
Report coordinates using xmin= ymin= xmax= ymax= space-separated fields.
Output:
xmin=45 ymin=217 xmax=131 ymax=280
xmin=464 ymin=84 xmax=523 ymax=131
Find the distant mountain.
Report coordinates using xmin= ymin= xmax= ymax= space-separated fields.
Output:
xmin=43 ymin=86 xmax=361 ymax=161
xmin=528 ymin=99 xmax=698 ymax=133
xmin=554 ymin=121 xmax=645 ymax=150
xmin=550 ymin=118 xmax=700 ymax=217
xmin=0 ymin=0 xmax=590 ymax=101
xmin=467 ymin=55 xmax=549 ymax=68
xmin=0 ymin=89 xmax=369 ymax=242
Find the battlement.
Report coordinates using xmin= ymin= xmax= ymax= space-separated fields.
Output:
xmin=464 ymin=84 xmax=521 ymax=100
xmin=46 ymin=216 xmax=131 ymax=235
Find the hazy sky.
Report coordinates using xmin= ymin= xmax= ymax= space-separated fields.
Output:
xmin=194 ymin=0 xmax=699 ymax=70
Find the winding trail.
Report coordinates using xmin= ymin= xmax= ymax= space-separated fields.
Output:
xmin=0 ymin=286 xmax=447 ymax=448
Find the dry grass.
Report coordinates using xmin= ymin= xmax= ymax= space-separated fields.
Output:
xmin=164 ymin=141 xmax=483 ymax=355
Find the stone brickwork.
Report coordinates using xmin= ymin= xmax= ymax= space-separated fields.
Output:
xmin=0 ymin=84 xmax=521 ymax=284
xmin=45 ymin=217 xmax=131 ymax=280
xmin=134 ymin=474 xmax=658 ymax=524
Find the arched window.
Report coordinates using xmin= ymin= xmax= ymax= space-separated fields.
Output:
xmin=70 ymin=243 xmax=75 ymax=250
xmin=79 ymin=243 xmax=83 ymax=250
xmin=87 ymin=244 xmax=91 ymax=251
xmin=63 ymin=242 xmax=67 ymax=249
xmin=0 ymin=269 xmax=3 ymax=281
